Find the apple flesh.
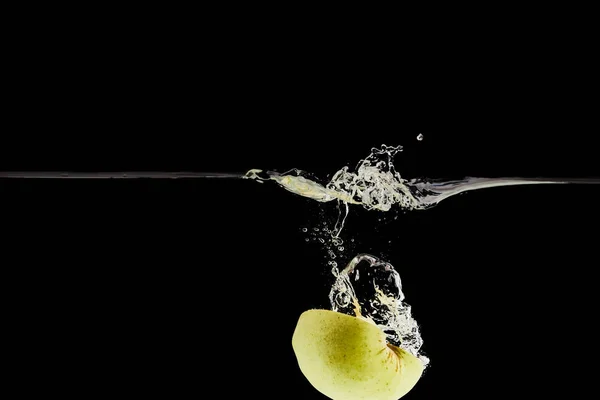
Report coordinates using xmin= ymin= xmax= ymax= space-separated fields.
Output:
xmin=292 ymin=309 xmax=423 ymax=400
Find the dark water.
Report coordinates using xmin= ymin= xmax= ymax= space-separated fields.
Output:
xmin=2 ymin=133 xmax=599 ymax=398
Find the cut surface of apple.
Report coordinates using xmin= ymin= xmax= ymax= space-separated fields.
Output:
xmin=292 ymin=309 xmax=423 ymax=400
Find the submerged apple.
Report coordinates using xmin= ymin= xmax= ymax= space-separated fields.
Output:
xmin=292 ymin=309 xmax=423 ymax=400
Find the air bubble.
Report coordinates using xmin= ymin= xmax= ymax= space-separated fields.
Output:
xmin=417 ymin=133 xmax=424 ymax=141
xmin=331 ymin=237 xmax=343 ymax=246
xmin=335 ymin=292 xmax=351 ymax=307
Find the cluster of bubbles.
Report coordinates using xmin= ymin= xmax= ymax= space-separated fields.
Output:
xmin=299 ymin=220 xmax=356 ymax=276
xmin=329 ymin=253 xmax=429 ymax=367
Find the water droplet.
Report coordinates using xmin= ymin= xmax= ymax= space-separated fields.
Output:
xmin=313 ymin=227 xmax=319 ymax=232
xmin=318 ymin=238 xmax=325 ymax=243
xmin=305 ymin=238 xmax=309 ymax=242
xmin=331 ymin=261 xmax=337 ymax=267
xmin=417 ymin=133 xmax=424 ymax=141
xmin=302 ymin=228 xmax=307 ymax=232
xmin=338 ymin=246 xmax=344 ymax=251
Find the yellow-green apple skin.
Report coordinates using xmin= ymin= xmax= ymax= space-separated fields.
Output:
xmin=292 ymin=309 xmax=423 ymax=400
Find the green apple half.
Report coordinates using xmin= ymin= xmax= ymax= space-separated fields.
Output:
xmin=292 ymin=309 xmax=423 ymax=400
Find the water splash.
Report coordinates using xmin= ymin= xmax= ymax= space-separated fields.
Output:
xmin=245 ymin=145 xmax=417 ymax=237
xmin=245 ymin=168 xmax=357 ymax=204
xmin=246 ymin=145 xmax=600 ymax=229
xmin=329 ymin=253 xmax=429 ymax=367
xmin=326 ymin=144 xmax=418 ymax=212
xmin=246 ymin=146 xmax=418 ymax=212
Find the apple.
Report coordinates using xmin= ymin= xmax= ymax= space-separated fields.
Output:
xmin=292 ymin=309 xmax=424 ymax=400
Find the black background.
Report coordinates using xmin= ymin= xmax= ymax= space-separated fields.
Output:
xmin=2 ymin=15 xmax=599 ymax=397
